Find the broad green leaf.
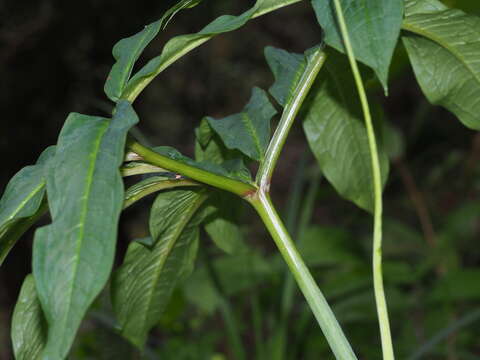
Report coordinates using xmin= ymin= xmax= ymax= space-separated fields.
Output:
xmin=112 ymin=189 xmax=207 ymax=348
xmin=32 ymin=101 xmax=138 ymax=359
xmin=122 ymin=0 xmax=303 ymax=101
xmin=0 ymin=146 xmax=55 ymax=265
xmin=203 ymin=193 xmax=246 ymax=254
xmin=11 ymin=275 xmax=47 ymax=360
xmin=404 ymin=0 xmax=447 ymax=16
xmin=206 ymin=87 xmax=277 ymax=161
xmin=402 ymin=7 xmax=480 ymax=130
xmin=155 ymin=145 xmax=252 ymax=183
xmin=303 ymin=51 xmax=389 ymax=212
xmin=264 ymin=46 xmax=307 ymax=107
xmin=311 ymin=0 xmax=404 ymax=92
xmin=104 ymin=0 xmax=203 ymax=101
xmin=123 ymin=175 xmax=200 ymax=209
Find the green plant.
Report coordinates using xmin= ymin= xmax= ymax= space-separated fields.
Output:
xmin=2 ymin=0 xmax=480 ymax=359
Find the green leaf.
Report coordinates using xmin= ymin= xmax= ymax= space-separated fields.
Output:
xmin=206 ymin=87 xmax=277 ymax=161
xmin=122 ymin=0 xmax=302 ymax=102
xmin=303 ymin=51 xmax=389 ymax=212
xmin=104 ymin=0 xmax=204 ymax=101
xmin=203 ymin=193 xmax=246 ymax=254
xmin=264 ymin=46 xmax=307 ymax=107
xmin=311 ymin=0 xmax=404 ymax=92
xmin=123 ymin=175 xmax=200 ymax=209
xmin=32 ymin=100 xmax=138 ymax=359
xmin=404 ymin=0 xmax=447 ymax=17
xmin=402 ymin=6 xmax=480 ymax=130
xmin=0 ymin=146 xmax=55 ymax=265
xmin=112 ymin=189 xmax=207 ymax=348
xmin=11 ymin=275 xmax=47 ymax=360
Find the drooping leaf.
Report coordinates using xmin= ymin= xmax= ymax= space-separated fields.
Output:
xmin=264 ymin=46 xmax=307 ymax=107
xmin=32 ymin=100 xmax=138 ymax=359
xmin=0 ymin=146 xmax=55 ymax=265
xmin=112 ymin=189 xmax=207 ymax=348
xmin=154 ymin=146 xmax=252 ymax=183
xmin=122 ymin=0 xmax=303 ymax=101
xmin=311 ymin=0 xmax=404 ymax=92
xmin=104 ymin=0 xmax=204 ymax=101
xmin=206 ymin=87 xmax=277 ymax=161
xmin=303 ymin=51 xmax=389 ymax=212
xmin=402 ymin=6 xmax=480 ymax=130
xmin=11 ymin=275 xmax=47 ymax=360
xmin=203 ymin=193 xmax=246 ymax=254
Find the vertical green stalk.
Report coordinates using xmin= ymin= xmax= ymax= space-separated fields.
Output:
xmin=248 ymin=192 xmax=357 ymax=360
xmin=331 ymin=0 xmax=394 ymax=359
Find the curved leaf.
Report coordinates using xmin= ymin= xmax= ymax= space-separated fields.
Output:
xmin=32 ymin=101 xmax=138 ymax=359
xmin=206 ymin=87 xmax=277 ymax=161
xmin=122 ymin=0 xmax=303 ymax=102
xmin=303 ymin=51 xmax=389 ymax=212
xmin=0 ymin=146 xmax=55 ymax=265
xmin=124 ymin=176 xmax=200 ymax=209
xmin=404 ymin=0 xmax=447 ymax=17
xmin=112 ymin=189 xmax=207 ymax=348
xmin=11 ymin=275 xmax=47 ymax=360
xmin=312 ymin=0 xmax=404 ymax=92
xmin=104 ymin=0 xmax=203 ymax=101
xmin=403 ymin=6 xmax=480 ymax=130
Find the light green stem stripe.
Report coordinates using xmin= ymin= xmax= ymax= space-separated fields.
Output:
xmin=257 ymin=48 xmax=327 ymax=188
xmin=249 ymin=192 xmax=357 ymax=360
xmin=127 ymin=140 xmax=256 ymax=197
xmin=331 ymin=0 xmax=394 ymax=359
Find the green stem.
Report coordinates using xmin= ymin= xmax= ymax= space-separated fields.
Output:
xmin=127 ymin=139 xmax=256 ymax=197
xmin=248 ymin=192 xmax=357 ymax=360
xmin=256 ymin=48 xmax=327 ymax=189
xmin=331 ymin=0 xmax=394 ymax=359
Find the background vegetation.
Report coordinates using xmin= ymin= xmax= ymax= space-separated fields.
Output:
xmin=1 ymin=0 xmax=479 ymax=358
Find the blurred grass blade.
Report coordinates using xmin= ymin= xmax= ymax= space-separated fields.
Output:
xmin=409 ymin=308 xmax=480 ymax=360
xmin=112 ymin=189 xmax=207 ymax=348
xmin=11 ymin=275 xmax=47 ymax=360
xmin=312 ymin=0 xmax=404 ymax=92
xmin=160 ymin=0 xmax=203 ymax=30
xmin=403 ymin=4 xmax=480 ymax=130
xmin=303 ymin=51 xmax=389 ymax=212
xmin=0 ymin=146 xmax=55 ymax=266
xmin=32 ymin=101 xmax=138 ymax=359
xmin=206 ymin=87 xmax=277 ymax=162
xmin=122 ymin=0 xmax=303 ymax=102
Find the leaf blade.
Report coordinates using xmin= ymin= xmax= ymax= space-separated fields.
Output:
xmin=207 ymin=87 xmax=277 ymax=161
xmin=303 ymin=51 xmax=389 ymax=212
xmin=112 ymin=189 xmax=207 ymax=348
xmin=11 ymin=275 xmax=47 ymax=360
xmin=32 ymin=101 xmax=138 ymax=359
xmin=403 ymin=6 xmax=480 ymax=130
xmin=312 ymin=0 xmax=404 ymax=92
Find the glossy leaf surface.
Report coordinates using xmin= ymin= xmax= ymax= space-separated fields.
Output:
xmin=0 ymin=146 xmax=55 ymax=265
xmin=112 ymin=189 xmax=207 ymax=348
xmin=207 ymin=87 xmax=277 ymax=161
xmin=32 ymin=101 xmax=138 ymax=359
xmin=312 ymin=0 xmax=404 ymax=92
xmin=303 ymin=52 xmax=389 ymax=212
xmin=11 ymin=275 xmax=47 ymax=360
xmin=403 ymin=6 xmax=480 ymax=130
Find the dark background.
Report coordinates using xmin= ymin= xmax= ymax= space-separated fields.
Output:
xmin=1 ymin=0 xmax=479 ymax=358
